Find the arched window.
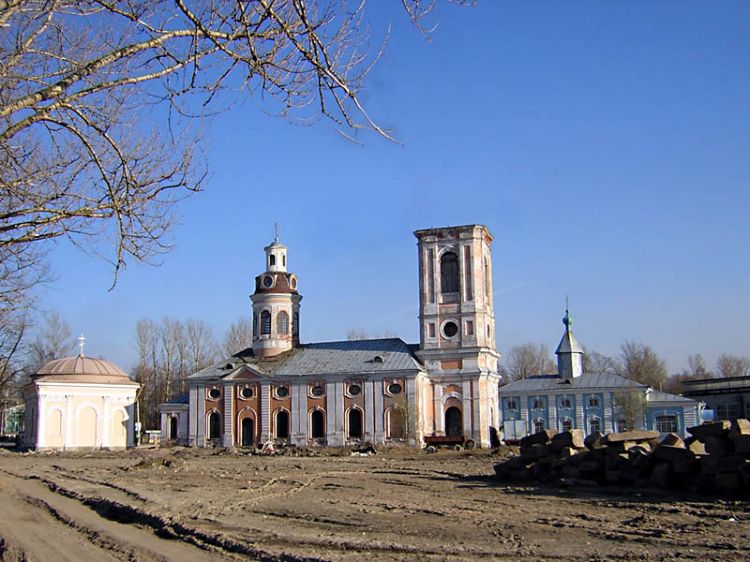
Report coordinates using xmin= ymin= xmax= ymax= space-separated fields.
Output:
xmin=252 ymin=312 xmax=258 ymax=337
xmin=440 ymin=252 xmax=460 ymax=293
xmin=348 ymin=408 xmax=363 ymax=439
xmin=208 ymin=412 xmax=221 ymax=440
xmin=169 ymin=416 xmax=178 ymax=440
xmin=589 ymin=417 xmax=601 ymax=434
xmin=260 ymin=310 xmax=271 ymax=335
xmin=241 ymin=417 xmax=254 ymax=447
xmin=292 ymin=312 xmax=299 ymax=336
xmin=387 ymin=407 xmax=406 ymax=440
xmin=275 ymin=410 xmax=290 ymax=439
xmin=445 ymin=406 xmax=463 ymax=437
xmin=310 ymin=410 xmax=325 ymax=439
xmin=534 ymin=419 xmax=546 ymax=433
xmin=269 ymin=254 xmax=276 ymax=266
xmin=277 ymin=311 xmax=289 ymax=335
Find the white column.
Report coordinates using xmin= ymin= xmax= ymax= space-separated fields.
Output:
xmin=434 ymin=383 xmax=444 ymax=435
xmin=37 ymin=396 xmax=46 ymax=449
xmin=462 ymin=380 xmax=472 ymax=438
xmin=261 ymin=384 xmax=271 ymax=442
xmin=406 ymin=377 xmax=417 ymax=445
xmin=374 ymin=381 xmax=384 ymax=442
xmin=101 ymin=397 xmax=111 ymax=449
xmin=196 ymin=387 xmax=206 ymax=446
xmin=297 ymin=386 xmax=308 ymax=445
xmin=364 ymin=380 xmax=375 ymax=440
xmin=126 ymin=403 xmax=136 ymax=447
xmin=188 ymin=386 xmax=198 ymax=446
xmin=326 ymin=382 xmax=341 ymax=446
xmin=222 ymin=386 xmax=233 ymax=447
xmin=65 ymin=394 xmax=74 ymax=449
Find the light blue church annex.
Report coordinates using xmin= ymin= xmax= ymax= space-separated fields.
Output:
xmin=498 ymin=312 xmax=700 ymax=440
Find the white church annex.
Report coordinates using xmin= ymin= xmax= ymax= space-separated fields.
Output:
xmin=159 ymin=224 xmax=502 ymax=448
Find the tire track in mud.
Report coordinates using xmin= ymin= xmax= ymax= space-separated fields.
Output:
xmin=0 ymin=467 xmax=326 ymax=562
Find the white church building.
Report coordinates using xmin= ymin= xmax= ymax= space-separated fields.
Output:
xmin=159 ymin=224 xmax=502 ymax=448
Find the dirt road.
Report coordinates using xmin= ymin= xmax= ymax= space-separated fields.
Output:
xmin=0 ymin=447 xmax=748 ymax=561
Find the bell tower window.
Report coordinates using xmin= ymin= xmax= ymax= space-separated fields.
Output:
xmin=440 ymin=252 xmax=459 ymax=294
xmin=269 ymin=254 xmax=276 ymax=267
xmin=277 ymin=311 xmax=289 ymax=335
xmin=260 ymin=311 xmax=271 ymax=335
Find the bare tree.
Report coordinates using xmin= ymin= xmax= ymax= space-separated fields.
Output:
xmin=619 ymin=341 xmax=668 ymax=390
xmin=1 ymin=0 xmax=466 ymax=306
xmin=184 ymin=318 xmax=218 ymax=378
xmin=0 ymin=309 xmax=27 ymax=430
xmin=223 ymin=317 xmax=253 ymax=357
xmin=612 ymin=391 xmax=646 ymax=431
xmin=27 ymin=310 xmax=74 ymax=371
xmin=581 ymin=346 xmax=620 ymax=374
xmin=716 ymin=354 xmax=750 ymax=378
xmin=499 ymin=343 xmax=556 ymax=382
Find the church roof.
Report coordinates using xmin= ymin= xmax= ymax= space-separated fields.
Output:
xmin=188 ymin=337 xmax=424 ymax=381
xmin=500 ymin=372 xmax=698 ymax=404
xmin=34 ymin=355 xmax=138 ymax=385
xmin=499 ymin=371 xmax=647 ymax=393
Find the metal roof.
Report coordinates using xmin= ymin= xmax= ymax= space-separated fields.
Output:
xmin=188 ymin=338 xmax=424 ymax=381
xmin=647 ymin=389 xmax=696 ymax=404
xmin=499 ymin=372 xmax=647 ymax=393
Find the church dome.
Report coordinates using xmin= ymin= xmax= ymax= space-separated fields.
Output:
xmin=34 ymin=356 xmax=138 ymax=385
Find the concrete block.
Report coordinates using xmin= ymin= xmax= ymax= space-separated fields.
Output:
xmin=520 ymin=429 xmax=557 ymax=448
xmin=687 ymin=421 xmax=730 ymax=442
xmin=584 ymin=431 xmax=605 ymax=450
xmin=730 ymin=419 xmax=750 ymax=437
xmin=558 ymin=446 xmax=579 ymax=459
xmin=715 ymin=471 xmax=739 ymax=492
xmin=551 ymin=429 xmax=585 ymax=452
xmin=607 ymin=441 xmax=637 ymax=454
xmin=660 ymin=433 xmax=685 ymax=448
xmin=653 ymin=444 xmax=694 ymax=463
xmin=731 ymin=434 xmax=750 ymax=455
xmin=648 ymin=462 xmax=672 ymax=488
xmin=705 ymin=435 xmax=733 ymax=457
xmin=686 ymin=438 xmax=707 ymax=456
xmin=603 ymin=430 xmax=659 ymax=444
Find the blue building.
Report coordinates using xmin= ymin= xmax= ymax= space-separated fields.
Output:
xmin=499 ymin=311 xmax=700 ymax=439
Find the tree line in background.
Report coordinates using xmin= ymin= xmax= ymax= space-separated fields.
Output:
xmin=0 ymin=310 xmax=255 ymax=431
xmin=499 ymin=341 xmax=750 ymax=394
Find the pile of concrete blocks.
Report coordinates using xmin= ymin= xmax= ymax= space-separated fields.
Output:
xmin=493 ymin=419 xmax=750 ymax=495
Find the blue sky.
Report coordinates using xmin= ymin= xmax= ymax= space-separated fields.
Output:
xmin=40 ymin=1 xmax=749 ymax=374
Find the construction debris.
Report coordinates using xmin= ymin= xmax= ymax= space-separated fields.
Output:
xmin=493 ymin=419 xmax=750 ymax=495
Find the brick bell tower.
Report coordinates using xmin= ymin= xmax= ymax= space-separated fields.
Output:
xmin=250 ymin=230 xmax=302 ymax=357
xmin=414 ymin=224 xmax=501 ymax=447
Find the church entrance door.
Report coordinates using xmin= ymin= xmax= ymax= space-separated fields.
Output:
xmin=348 ymin=409 xmax=363 ymax=439
xmin=445 ymin=406 xmax=463 ymax=437
xmin=241 ymin=417 xmax=254 ymax=447
xmin=169 ymin=416 xmax=178 ymax=440
xmin=310 ymin=410 xmax=325 ymax=439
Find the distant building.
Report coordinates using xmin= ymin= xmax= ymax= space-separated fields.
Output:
xmin=23 ymin=355 xmax=139 ymax=450
xmin=159 ymin=225 xmax=502 ymax=448
xmin=681 ymin=376 xmax=750 ymax=421
xmin=498 ymin=311 xmax=700 ymax=438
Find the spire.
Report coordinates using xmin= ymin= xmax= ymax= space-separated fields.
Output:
xmin=555 ymin=305 xmax=584 ymax=378
xmin=274 ymin=222 xmax=279 ymax=243
xmin=77 ymin=334 xmax=86 ymax=357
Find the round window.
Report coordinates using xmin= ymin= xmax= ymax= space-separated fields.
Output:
xmin=240 ymin=386 xmax=254 ymax=399
xmin=311 ymin=385 xmax=324 ymax=397
xmin=276 ymin=385 xmax=289 ymax=398
xmin=263 ymin=276 xmax=273 ymax=288
xmin=388 ymin=383 xmax=403 ymax=395
xmin=348 ymin=384 xmax=361 ymax=396
xmin=442 ymin=321 xmax=459 ymax=338
xmin=208 ymin=388 xmax=221 ymax=400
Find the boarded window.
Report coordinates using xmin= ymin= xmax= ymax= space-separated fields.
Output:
xmin=445 ymin=406 xmax=463 ymax=437
xmin=387 ymin=408 xmax=406 ymax=440
xmin=208 ymin=412 xmax=221 ymax=439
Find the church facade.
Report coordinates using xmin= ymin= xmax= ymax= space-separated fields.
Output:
xmin=498 ymin=311 xmax=700 ymax=439
xmin=160 ymin=225 xmax=502 ymax=448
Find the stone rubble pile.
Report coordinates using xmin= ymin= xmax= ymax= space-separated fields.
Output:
xmin=493 ymin=419 xmax=750 ymax=495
